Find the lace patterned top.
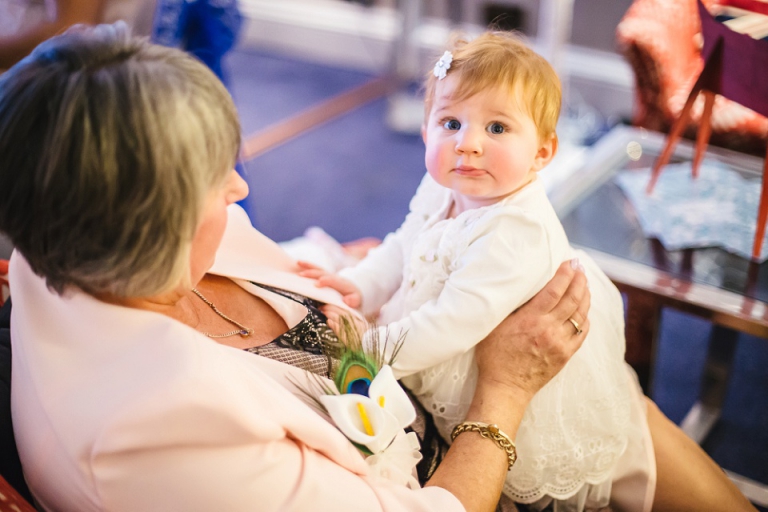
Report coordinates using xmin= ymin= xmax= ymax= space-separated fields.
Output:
xmin=244 ymin=284 xmax=341 ymax=378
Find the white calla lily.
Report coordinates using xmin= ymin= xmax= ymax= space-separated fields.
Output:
xmin=319 ymin=365 xmax=416 ymax=455
xmin=367 ymin=365 xmax=416 ymax=429
xmin=309 ymin=364 xmax=422 ymax=486
xmin=319 ymin=393 xmax=400 ymax=454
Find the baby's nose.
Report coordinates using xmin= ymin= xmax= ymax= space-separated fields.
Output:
xmin=455 ymin=129 xmax=482 ymax=154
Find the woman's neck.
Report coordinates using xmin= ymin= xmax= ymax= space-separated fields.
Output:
xmin=97 ymin=275 xmax=291 ymax=349
xmin=94 ymin=286 xmax=198 ymax=326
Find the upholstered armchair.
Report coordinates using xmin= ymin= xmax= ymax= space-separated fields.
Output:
xmin=617 ymin=0 xmax=768 ymax=155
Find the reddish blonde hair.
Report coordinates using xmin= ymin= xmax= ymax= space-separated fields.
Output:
xmin=423 ymin=31 xmax=561 ymax=141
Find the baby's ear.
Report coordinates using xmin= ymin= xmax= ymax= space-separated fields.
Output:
xmin=532 ymin=134 xmax=558 ymax=172
xmin=421 ymin=125 xmax=427 ymax=145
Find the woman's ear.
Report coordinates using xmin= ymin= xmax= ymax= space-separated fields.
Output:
xmin=532 ymin=134 xmax=558 ymax=172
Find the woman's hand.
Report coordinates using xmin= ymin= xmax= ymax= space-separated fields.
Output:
xmin=476 ymin=258 xmax=590 ymax=404
xmin=428 ymin=259 xmax=590 ymax=512
xmin=297 ymin=260 xmax=362 ymax=308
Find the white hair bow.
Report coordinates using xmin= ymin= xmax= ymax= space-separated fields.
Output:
xmin=433 ymin=51 xmax=453 ymax=80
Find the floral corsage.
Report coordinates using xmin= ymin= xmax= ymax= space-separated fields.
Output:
xmin=294 ymin=318 xmax=421 ymax=489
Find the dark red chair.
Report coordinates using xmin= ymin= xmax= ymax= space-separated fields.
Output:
xmin=617 ymin=0 xmax=768 ymax=157
xmin=0 ymin=260 xmax=8 ymax=308
xmin=0 ymin=474 xmax=34 ymax=512
xmin=646 ymin=0 xmax=768 ymax=259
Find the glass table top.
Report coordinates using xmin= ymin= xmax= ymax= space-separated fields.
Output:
xmin=551 ymin=125 xmax=768 ymax=304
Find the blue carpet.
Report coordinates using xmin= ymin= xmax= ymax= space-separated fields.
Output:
xmin=226 ymin=48 xmax=374 ymax=137
xmin=653 ymin=310 xmax=768 ymax=484
xmin=243 ymin=98 xmax=426 ymax=243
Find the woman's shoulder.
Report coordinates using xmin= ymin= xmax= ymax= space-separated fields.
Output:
xmin=7 ymin=253 xmax=328 ymax=440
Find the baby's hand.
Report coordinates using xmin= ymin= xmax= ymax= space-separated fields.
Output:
xmin=297 ymin=260 xmax=362 ymax=308
xmin=321 ymin=304 xmax=367 ymax=341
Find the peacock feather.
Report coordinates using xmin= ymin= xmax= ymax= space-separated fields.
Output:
xmin=289 ymin=315 xmax=414 ymax=460
xmin=293 ymin=315 xmax=406 ymax=408
xmin=330 ymin=316 xmax=405 ymax=396
xmin=335 ymin=351 xmax=377 ymax=395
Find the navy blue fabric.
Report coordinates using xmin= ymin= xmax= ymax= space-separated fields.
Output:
xmin=151 ymin=0 xmax=251 ymax=221
xmin=180 ymin=0 xmax=241 ymax=82
xmin=0 ymin=298 xmax=31 ymax=502
xmin=152 ymin=0 xmax=242 ymax=83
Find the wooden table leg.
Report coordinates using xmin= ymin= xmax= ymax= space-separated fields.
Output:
xmin=751 ymin=147 xmax=768 ymax=260
xmin=623 ymin=290 xmax=661 ymax=395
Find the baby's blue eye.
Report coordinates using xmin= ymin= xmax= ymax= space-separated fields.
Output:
xmin=488 ymin=123 xmax=505 ymax=134
xmin=443 ymin=119 xmax=461 ymax=130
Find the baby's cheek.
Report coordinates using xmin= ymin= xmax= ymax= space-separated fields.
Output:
xmin=425 ymin=147 xmax=451 ymax=179
xmin=423 ymin=146 xmax=439 ymax=171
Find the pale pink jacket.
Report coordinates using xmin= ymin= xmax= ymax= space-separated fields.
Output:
xmin=9 ymin=205 xmax=464 ymax=512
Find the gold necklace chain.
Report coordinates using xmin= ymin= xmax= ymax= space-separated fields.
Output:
xmin=191 ymin=288 xmax=254 ymax=338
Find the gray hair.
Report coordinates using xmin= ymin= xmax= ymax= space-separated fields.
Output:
xmin=0 ymin=22 xmax=241 ymax=297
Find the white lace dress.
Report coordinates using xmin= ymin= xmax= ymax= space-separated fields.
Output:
xmin=341 ymin=174 xmax=647 ymax=510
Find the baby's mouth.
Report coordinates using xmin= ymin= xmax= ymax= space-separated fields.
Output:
xmin=454 ymin=166 xmax=486 ymax=177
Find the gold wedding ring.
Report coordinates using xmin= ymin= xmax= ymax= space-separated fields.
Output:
xmin=568 ymin=317 xmax=583 ymax=335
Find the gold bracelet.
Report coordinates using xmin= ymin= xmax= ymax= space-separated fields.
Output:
xmin=450 ymin=421 xmax=517 ymax=470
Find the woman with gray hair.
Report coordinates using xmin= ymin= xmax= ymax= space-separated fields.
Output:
xmin=0 ymin=23 xmax=590 ymax=511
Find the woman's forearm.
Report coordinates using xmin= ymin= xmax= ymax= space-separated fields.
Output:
xmin=425 ymin=260 xmax=590 ymax=511
xmin=425 ymin=380 xmax=531 ymax=512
